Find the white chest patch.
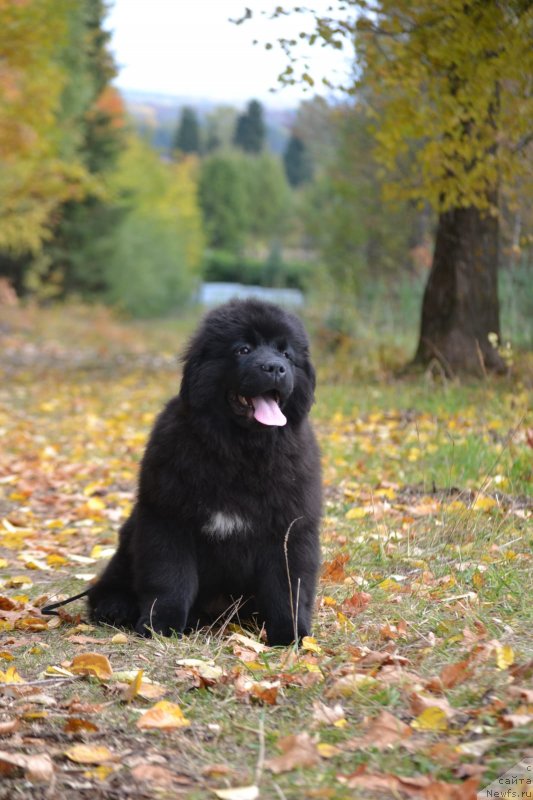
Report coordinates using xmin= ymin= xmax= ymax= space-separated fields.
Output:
xmin=202 ymin=511 xmax=249 ymax=539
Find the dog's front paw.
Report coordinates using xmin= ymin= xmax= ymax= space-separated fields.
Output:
xmin=88 ymin=589 xmax=139 ymax=627
xmin=134 ymin=613 xmax=183 ymax=638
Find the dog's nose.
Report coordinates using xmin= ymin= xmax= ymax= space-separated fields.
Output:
xmin=261 ymin=360 xmax=286 ymax=377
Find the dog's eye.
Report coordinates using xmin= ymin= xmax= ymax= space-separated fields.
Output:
xmin=236 ymin=346 xmax=251 ymax=355
xmin=282 ymin=351 xmax=291 ymax=359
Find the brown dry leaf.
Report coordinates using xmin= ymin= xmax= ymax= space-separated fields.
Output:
xmin=339 ymin=769 xmax=479 ymax=798
xmin=202 ymin=763 xmax=237 ymax=778
xmin=136 ymin=700 xmax=190 ymax=730
xmin=500 ymin=713 xmax=533 ymax=728
xmin=0 ymin=719 xmax=19 ymax=736
xmin=234 ymin=674 xmax=280 ymax=705
xmin=136 ymin=681 xmax=168 ymax=701
xmin=410 ymin=691 xmax=456 ymax=719
xmin=426 ymin=659 xmax=473 ymax=692
xmin=131 ymin=763 xmax=189 ymax=788
xmin=265 ymin=732 xmax=319 ymax=774
xmin=64 ymin=717 xmax=99 ymax=734
xmin=312 ymin=700 xmax=346 ymax=726
xmin=228 ymin=633 xmax=268 ymax=655
xmin=64 ymin=744 xmax=116 ymax=764
xmin=507 ymin=686 xmax=533 ymax=703
xmin=340 ymin=591 xmax=371 ymax=616
xmin=355 ymin=709 xmax=412 ymax=750
xmin=0 ymin=751 xmax=55 ymax=782
xmin=70 ymin=652 xmax=113 ymax=680
xmin=321 ymin=553 xmax=349 ymax=582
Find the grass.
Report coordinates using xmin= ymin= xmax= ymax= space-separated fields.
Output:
xmin=0 ymin=302 xmax=531 ymax=799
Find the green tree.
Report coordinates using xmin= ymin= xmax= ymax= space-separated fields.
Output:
xmin=199 ymin=154 xmax=250 ymax=252
xmin=283 ymin=133 xmax=313 ymax=187
xmin=204 ymin=105 xmax=238 ymax=152
xmin=242 ymin=153 xmax=291 ymax=242
xmin=234 ymin=100 xmax=266 ymax=153
xmin=105 ymin=135 xmax=204 ymax=316
xmin=266 ymin=0 xmax=533 ymax=374
xmin=174 ymin=106 xmax=201 ymax=154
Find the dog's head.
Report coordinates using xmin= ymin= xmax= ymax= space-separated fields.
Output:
xmin=181 ymin=299 xmax=315 ymax=428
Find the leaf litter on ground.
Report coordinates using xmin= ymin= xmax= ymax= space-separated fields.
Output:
xmin=0 ymin=304 xmax=531 ymax=798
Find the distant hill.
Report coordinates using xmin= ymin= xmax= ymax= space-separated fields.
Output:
xmin=119 ymin=88 xmax=296 ymax=155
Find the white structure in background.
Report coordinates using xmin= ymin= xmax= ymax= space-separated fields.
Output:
xmin=199 ymin=282 xmax=304 ymax=308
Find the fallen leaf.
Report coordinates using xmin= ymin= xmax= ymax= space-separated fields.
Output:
xmin=64 ymin=744 xmax=116 ymax=764
xmin=213 ymin=787 xmax=260 ymax=800
xmin=321 ymin=553 xmax=349 ymax=582
xmin=124 ymin=669 xmax=144 ymax=703
xmin=355 ymin=710 xmax=412 ymax=750
xmin=0 ymin=666 xmax=25 ymax=683
xmin=131 ymin=763 xmax=184 ymax=788
xmin=70 ymin=652 xmax=113 ymax=680
xmin=312 ymin=700 xmax=346 ymax=726
xmin=500 ymin=713 xmax=533 ymax=728
xmin=228 ymin=633 xmax=268 ymax=654
xmin=411 ymin=706 xmax=449 ymax=732
xmin=64 ymin=717 xmax=99 ymax=734
xmin=265 ymin=732 xmax=319 ymax=773
xmin=495 ymin=644 xmax=514 ymax=670
xmin=0 ymin=751 xmax=55 ymax=782
xmin=136 ymin=700 xmax=190 ymax=730
xmin=0 ymin=719 xmax=19 ymax=736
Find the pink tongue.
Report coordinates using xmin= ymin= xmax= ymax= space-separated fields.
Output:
xmin=252 ymin=395 xmax=287 ymax=426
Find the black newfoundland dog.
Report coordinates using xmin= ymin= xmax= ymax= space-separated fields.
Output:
xmin=81 ymin=300 xmax=321 ymax=645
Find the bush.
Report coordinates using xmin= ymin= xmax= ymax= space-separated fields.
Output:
xmin=202 ymin=249 xmax=313 ymax=291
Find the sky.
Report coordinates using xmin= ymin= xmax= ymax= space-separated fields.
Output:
xmin=105 ymin=0 xmax=352 ymax=108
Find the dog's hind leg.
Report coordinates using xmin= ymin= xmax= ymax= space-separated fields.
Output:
xmin=87 ymin=515 xmax=139 ymax=627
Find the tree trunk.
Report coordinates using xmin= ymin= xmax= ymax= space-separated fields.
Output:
xmin=413 ymin=203 xmax=507 ymax=376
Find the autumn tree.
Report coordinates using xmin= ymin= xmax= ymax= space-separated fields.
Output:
xmin=0 ymin=0 xmax=89 ymax=282
xmin=264 ymin=0 xmax=533 ymax=374
xmin=234 ymin=100 xmax=266 ymax=153
xmin=174 ymin=106 xmax=201 ymax=154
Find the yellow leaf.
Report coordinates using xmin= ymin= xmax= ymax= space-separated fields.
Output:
xmin=125 ymin=669 xmax=144 ymax=702
xmin=302 ymin=636 xmax=322 ymax=654
xmin=378 ymin=578 xmax=401 ymax=591
xmin=496 ymin=645 xmax=514 ymax=670
xmin=84 ymin=765 xmax=116 ymax=781
xmin=472 ymin=495 xmax=497 ymax=512
xmin=411 ymin=707 xmax=448 ymax=732
xmin=322 ymin=596 xmax=337 ymax=606
xmin=317 ymin=742 xmax=341 ymax=758
xmin=111 ymin=633 xmax=128 ymax=644
xmin=46 ymin=554 xmax=68 ymax=567
xmin=0 ymin=666 xmax=25 ymax=683
xmin=64 ymin=744 xmax=115 ymax=764
xmin=137 ymin=700 xmax=190 ymax=730
xmin=70 ymin=653 xmax=113 ymax=680
xmin=0 ymin=559 xmax=8 ymax=568
xmin=5 ymin=576 xmax=33 ymax=588
xmin=345 ymin=507 xmax=370 ymax=520
xmin=336 ymin=611 xmax=356 ymax=629
xmin=87 ymin=497 xmax=106 ymax=512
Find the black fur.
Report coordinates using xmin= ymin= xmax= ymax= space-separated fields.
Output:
xmin=87 ymin=299 xmax=322 ymax=646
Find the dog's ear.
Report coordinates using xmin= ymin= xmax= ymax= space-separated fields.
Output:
xmin=286 ymin=354 xmax=315 ymax=423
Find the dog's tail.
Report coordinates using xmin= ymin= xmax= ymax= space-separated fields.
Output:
xmin=41 ymin=589 xmax=90 ymax=616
